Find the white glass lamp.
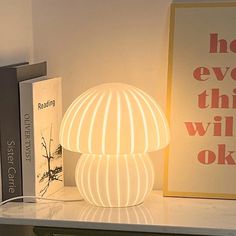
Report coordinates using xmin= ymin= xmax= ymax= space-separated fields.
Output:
xmin=59 ymin=83 xmax=169 ymax=207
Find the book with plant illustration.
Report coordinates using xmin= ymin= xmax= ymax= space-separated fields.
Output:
xmin=20 ymin=77 xmax=63 ymax=202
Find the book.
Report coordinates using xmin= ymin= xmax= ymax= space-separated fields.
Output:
xmin=0 ymin=62 xmax=29 ymax=202
xmin=0 ymin=62 xmax=47 ymax=201
xmin=20 ymin=77 xmax=64 ymax=202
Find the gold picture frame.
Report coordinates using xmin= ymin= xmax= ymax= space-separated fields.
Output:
xmin=164 ymin=2 xmax=236 ymax=199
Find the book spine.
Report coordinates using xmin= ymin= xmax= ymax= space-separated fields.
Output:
xmin=20 ymin=83 xmax=36 ymax=202
xmin=0 ymin=73 xmax=23 ymax=201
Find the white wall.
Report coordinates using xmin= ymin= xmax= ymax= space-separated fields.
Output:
xmin=32 ymin=0 xmax=172 ymax=189
xmin=0 ymin=0 xmax=33 ymax=65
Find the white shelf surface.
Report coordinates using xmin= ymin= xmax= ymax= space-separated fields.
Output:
xmin=0 ymin=187 xmax=236 ymax=235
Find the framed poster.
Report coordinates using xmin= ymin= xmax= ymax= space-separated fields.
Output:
xmin=164 ymin=2 xmax=236 ymax=199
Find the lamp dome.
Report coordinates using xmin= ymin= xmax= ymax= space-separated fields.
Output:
xmin=60 ymin=83 xmax=169 ymax=154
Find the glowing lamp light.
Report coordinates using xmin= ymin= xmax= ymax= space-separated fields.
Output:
xmin=60 ymin=83 xmax=169 ymax=207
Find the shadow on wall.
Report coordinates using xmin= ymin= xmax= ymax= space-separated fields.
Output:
xmin=0 ymin=0 xmax=33 ymax=66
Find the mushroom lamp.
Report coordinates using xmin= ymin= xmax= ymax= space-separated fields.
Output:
xmin=59 ymin=83 xmax=169 ymax=207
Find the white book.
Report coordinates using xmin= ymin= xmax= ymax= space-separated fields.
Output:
xmin=20 ymin=77 xmax=64 ymax=202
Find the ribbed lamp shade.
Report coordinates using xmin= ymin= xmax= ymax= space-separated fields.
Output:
xmin=60 ymin=83 xmax=169 ymax=154
xmin=60 ymin=83 xmax=170 ymax=207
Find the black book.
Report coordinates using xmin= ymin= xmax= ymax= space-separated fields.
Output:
xmin=0 ymin=61 xmax=47 ymax=201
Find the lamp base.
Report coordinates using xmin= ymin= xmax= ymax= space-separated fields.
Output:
xmin=75 ymin=153 xmax=154 ymax=207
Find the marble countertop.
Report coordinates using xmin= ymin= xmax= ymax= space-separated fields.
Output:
xmin=0 ymin=187 xmax=236 ymax=236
